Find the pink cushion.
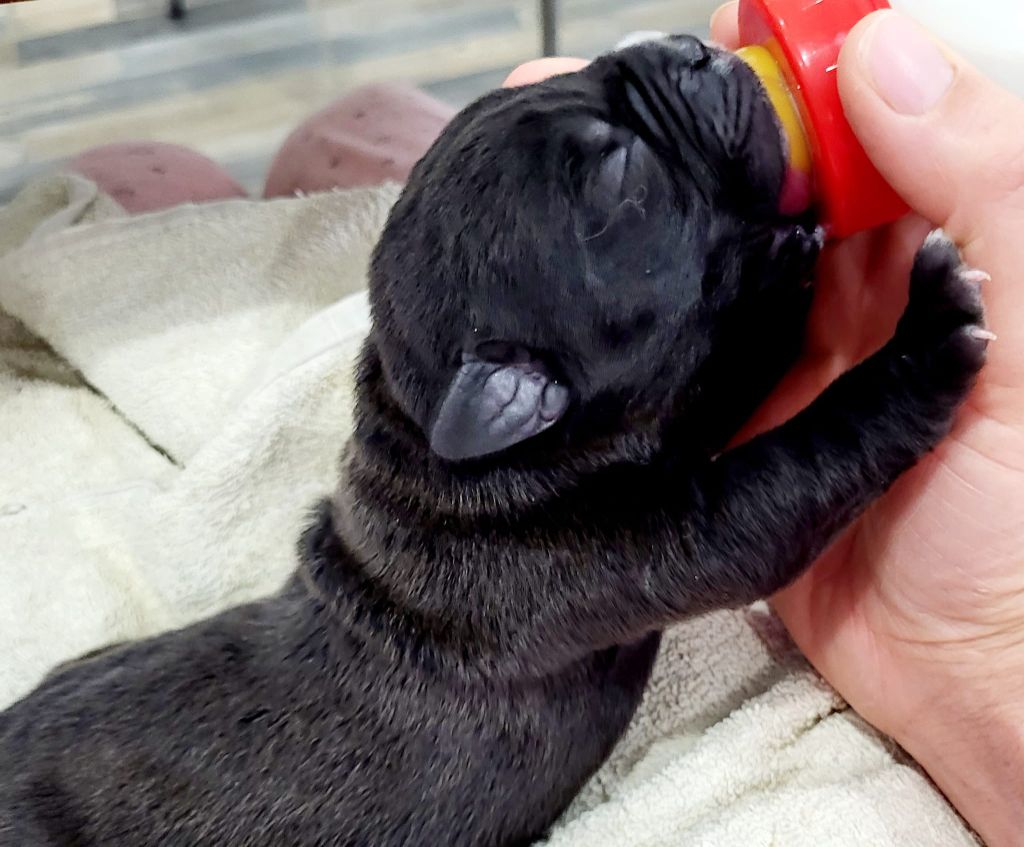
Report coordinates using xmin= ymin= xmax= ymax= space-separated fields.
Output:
xmin=68 ymin=142 xmax=247 ymax=213
xmin=264 ymin=83 xmax=455 ymax=198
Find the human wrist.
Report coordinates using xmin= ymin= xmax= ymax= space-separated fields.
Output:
xmin=893 ymin=673 xmax=1024 ymax=846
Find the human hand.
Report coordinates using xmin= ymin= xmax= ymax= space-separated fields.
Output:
xmin=709 ymin=5 xmax=1024 ymax=844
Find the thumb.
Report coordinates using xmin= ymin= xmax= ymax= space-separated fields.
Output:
xmin=839 ymin=10 xmax=1024 ymax=252
xmin=502 ymin=58 xmax=588 ymax=88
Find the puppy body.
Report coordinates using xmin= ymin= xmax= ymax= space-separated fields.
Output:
xmin=0 ymin=38 xmax=988 ymax=846
xmin=0 ymin=569 xmax=648 ymax=845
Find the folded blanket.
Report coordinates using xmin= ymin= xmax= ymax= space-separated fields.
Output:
xmin=0 ymin=174 xmax=979 ymax=846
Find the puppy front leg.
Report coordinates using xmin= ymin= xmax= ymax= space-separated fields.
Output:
xmin=661 ymin=233 xmax=989 ymax=612
xmin=515 ymin=235 xmax=986 ymax=670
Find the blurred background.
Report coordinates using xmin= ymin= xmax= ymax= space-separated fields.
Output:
xmin=0 ymin=0 xmax=720 ymax=202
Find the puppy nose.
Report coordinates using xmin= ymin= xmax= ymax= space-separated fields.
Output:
xmin=666 ymin=34 xmax=710 ymax=68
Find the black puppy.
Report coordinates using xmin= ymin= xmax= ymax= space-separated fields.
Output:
xmin=0 ymin=36 xmax=988 ymax=846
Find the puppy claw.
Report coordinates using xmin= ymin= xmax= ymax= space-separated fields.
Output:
xmin=968 ymin=326 xmax=997 ymax=342
xmin=962 ymin=269 xmax=992 ymax=286
xmin=811 ymin=226 xmax=826 ymax=250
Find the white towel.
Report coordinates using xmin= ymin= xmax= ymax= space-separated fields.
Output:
xmin=0 ymin=175 xmax=979 ymax=846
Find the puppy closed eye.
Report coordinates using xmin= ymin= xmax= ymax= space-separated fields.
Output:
xmin=569 ymin=119 xmax=648 ymax=194
xmin=577 ymin=136 xmax=657 ymax=242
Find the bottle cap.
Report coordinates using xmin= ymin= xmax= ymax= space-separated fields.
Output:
xmin=737 ymin=0 xmax=909 ymax=238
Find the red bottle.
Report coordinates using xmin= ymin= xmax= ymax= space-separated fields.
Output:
xmin=737 ymin=0 xmax=909 ymax=238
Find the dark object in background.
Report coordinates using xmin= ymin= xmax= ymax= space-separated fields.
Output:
xmin=541 ymin=0 xmax=558 ymax=55
xmin=0 ymin=35 xmax=989 ymax=847
xmin=169 ymin=0 xmax=186 ymax=20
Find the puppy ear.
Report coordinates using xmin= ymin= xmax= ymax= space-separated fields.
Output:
xmin=429 ymin=347 xmax=570 ymax=462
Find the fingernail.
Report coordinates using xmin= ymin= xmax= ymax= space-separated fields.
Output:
xmin=867 ymin=13 xmax=954 ymax=115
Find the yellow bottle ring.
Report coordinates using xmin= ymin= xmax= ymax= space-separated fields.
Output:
xmin=736 ymin=45 xmax=812 ymax=177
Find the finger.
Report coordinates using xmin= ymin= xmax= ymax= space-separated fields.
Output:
xmin=709 ymin=2 xmax=740 ymax=50
xmin=502 ymin=58 xmax=589 ymax=88
xmin=839 ymin=11 xmax=1024 ymax=253
xmin=839 ymin=11 xmax=1024 ymax=386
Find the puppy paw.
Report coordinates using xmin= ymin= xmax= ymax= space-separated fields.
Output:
xmin=895 ymin=230 xmax=990 ymax=392
xmin=769 ymin=223 xmax=824 ymax=287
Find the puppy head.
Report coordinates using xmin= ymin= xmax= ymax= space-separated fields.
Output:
xmin=369 ymin=35 xmax=822 ymax=463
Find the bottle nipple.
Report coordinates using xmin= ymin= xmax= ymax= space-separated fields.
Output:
xmin=736 ymin=45 xmax=814 ymax=216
